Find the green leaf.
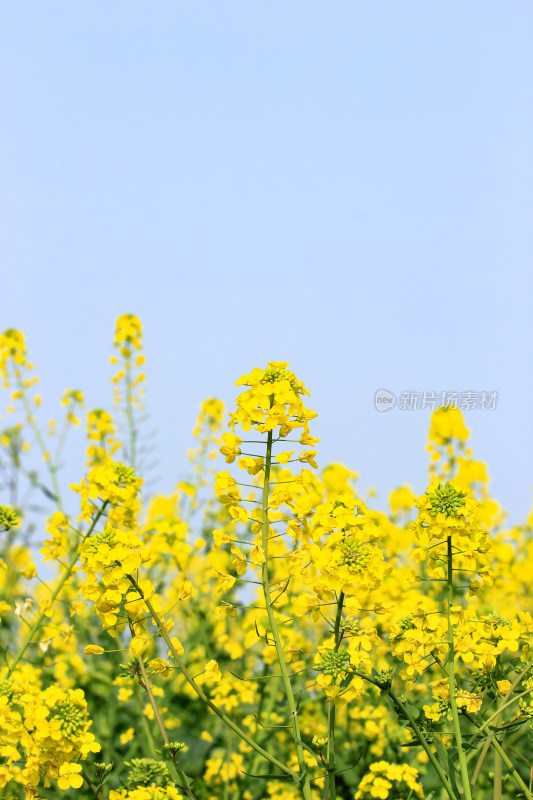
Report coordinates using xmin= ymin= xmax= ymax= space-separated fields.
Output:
xmin=240 ymin=770 xmax=293 ymax=781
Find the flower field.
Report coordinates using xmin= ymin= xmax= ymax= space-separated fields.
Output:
xmin=1 ymin=315 xmax=532 ymax=800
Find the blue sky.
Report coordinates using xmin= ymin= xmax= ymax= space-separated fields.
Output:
xmin=1 ymin=2 xmax=532 ymax=523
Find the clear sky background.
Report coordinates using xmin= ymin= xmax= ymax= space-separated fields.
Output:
xmin=1 ymin=2 xmax=532 ymax=524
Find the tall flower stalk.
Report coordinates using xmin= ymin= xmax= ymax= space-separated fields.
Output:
xmin=214 ymin=362 xmax=319 ymax=798
xmin=446 ymin=534 xmax=472 ymax=800
xmin=413 ymin=481 xmax=490 ymax=799
xmin=261 ymin=428 xmax=312 ymax=800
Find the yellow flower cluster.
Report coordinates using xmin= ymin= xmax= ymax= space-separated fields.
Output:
xmin=0 ymin=329 xmax=28 ymax=387
xmin=203 ymin=751 xmax=247 ymax=797
xmin=60 ymin=388 xmax=84 ymax=427
xmin=111 ymin=314 xmax=145 ymax=411
xmin=192 ymin=397 xmax=224 ymax=439
xmin=391 ymin=605 xmax=529 ymax=683
xmin=388 ymin=485 xmax=416 ymax=515
xmin=423 ymin=678 xmax=482 ymax=721
xmin=229 ymin=361 xmax=318 ymax=440
xmin=412 ymin=481 xmax=493 ymax=591
xmin=428 ymin=406 xmax=469 ymax=446
xmin=70 ymin=458 xmax=143 ymax=528
xmin=40 ymin=511 xmax=71 ymax=563
xmin=313 ymin=636 xmax=366 ymax=701
xmin=186 ymin=397 xmax=225 ymax=506
xmin=427 ymin=406 xmax=470 ymax=484
xmin=354 ymin=760 xmax=423 ymax=799
xmin=86 ymin=408 xmax=120 ymax=465
xmin=308 ymin=498 xmax=390 ymax=597
xmin=0 ymin=665 xmax=99 ymax=793
xmin=113 ymin=313 xmax=143 ymax=357
xmin=390 ymin=611 xmax=448 ymax=680
xmin=0 ymin=328 xmax=40 ymax=427
xmin=215 ymin=362 xmax=320 ymax=530
xmin=80 ymin=523 xmax=154 ymax=632
xmin=109 ymin=787 xmax=183 ymax=800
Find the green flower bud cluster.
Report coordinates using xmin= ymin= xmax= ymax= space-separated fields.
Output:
xmin=86 ymin=525 xmax=117 ymax=552
xmin=341 ymin=541 xmax=372 ymax=573
xmin=164 ymin=742 xmax=187 ymax=755
xmin=315 ymin=645 xmax=351 ymax=684
xmin=339 ymin=617 xmax=360 ymax=636
xmin=484 ymin=612 xmax=511 ymax=628
xmin=260 ymin=364 xmax=300 ymax=391
xmin=114 ymin=464 xmax=137 ymax=486
xmin=374 ymin=668 xmax=393 ymax=686
xmin=426 ymin=481 xmax=467 ymax=517
xmin=312 ymin=735 xmax=328 ymax=748
xmin=0 ymin=678 xmax=21 ymax=704
xmin=0 ymin=505 xmax=19 ymax=531
xmin=125 ymin=758 xmax=171 ymax=789
xmin=397 ymin=615 xmax=416 ymax=635
xmin=53 ymin=698 xmax=86 ymax=736
xmin=118 ymin=658 xmax=139 ymax=678
xmin=95 ymin=762 xmax=113 ymax=778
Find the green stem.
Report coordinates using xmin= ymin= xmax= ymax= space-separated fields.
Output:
xmin=17 ymin=373 xmax=63 ymax=510
xmin=8 ymin=501 xmax=108 ymax=675
xmin=261 ymin=429 xmax=312 ymax=800
xmin=490 ymin=736 xmax=533 ymax=800
xmin=81 ymin=770 xmax=104 ymax=800
xmin=133 ymin=679 xmax=158 ymax=757
xmin=469 ymin=662 xmax=533 ymax=745
xmin=470 ymin=662 xmax=533 ymax=785
xmin=393 ymin=693 xmax=459 ymax=800
xmin=324 ymin=592 xmax=344 ymax=800
xmin=53 ymin=412 xmax=72 ymax=470
xmin=125 ymin=574 xmax=299 ymax=782
xmin=248 ymin=675 xmax=282 ymax=784
xmin=487 ymin=685 xmax=505 ymax=800
xmin=351 ymin=670 xmax=458 ymax=800
xmin=125 ymin=360 xmax=136 ymax=470
xmin=136 ymin=652 xmax=198 ymax=800
xmin=493 ymin=743 xmax=502 ymax=800
xmin=446 ymin=535 xmax=472 ymax=800
xmin=471 ymin=735 xmax=490 ymax=786
xmin=223 ymin=729 xmax=232 ymax=800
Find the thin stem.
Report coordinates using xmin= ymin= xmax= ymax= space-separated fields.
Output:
xmin=470 ymin=663 xmax=533 ymax=786
xmin=393 ymin=693 xmax=459 ymax=800
xmin=351 ymin=670 xmax=458 ymax=800
xmin=81 ymin=770 xmax=104 ymax=800
xmin=125 ymin=574 xmax=298 ymax=781
xmin=17 ymin=373 xmax=63 ymax=510
xmin=8 ymin=501 xmax=108 ymax=675
xmin=125 ymin=360 xmax=136 ymax=470
xmin=469 ymin=662 xmax=533 ymax=745
xmin=137 ymin=652 xmax=168 ymax=743
xmin=136 ymin=653 xmax=198 ymax=800
xmin=133 ymin=680 xmax=158 ymax=757
xmin=223 ymin=729 xmax=233 ymax=800
xmin=493 ymin=743 xmax=502 ymax=800
xmin=248 ymin=675 xmax=282 ymax=778
xmin=471 ymin=735 xmax=490 ymax=786
xmin=324 ymin=592 xmax=344 ymax=800
xmin=490 ymin=736 xmax=533 ymax=800
xmin=53 ymin=412 xmax=71 ymax=471
xmin=446 ymin=535 xmax=472 ymax=800
xmin=261 ymin=429 xmax=313 ymax=800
